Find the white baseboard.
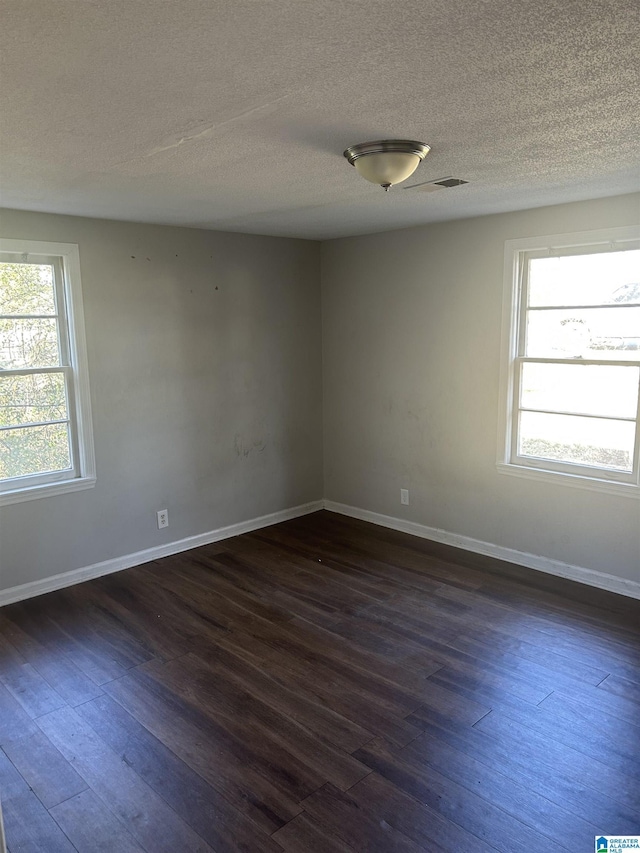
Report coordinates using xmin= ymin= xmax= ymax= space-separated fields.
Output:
xmin=0 ymin=500 xmax=323 ymax=607
xmin=323 ymin=500 xmax=640 ymax=601
xmin=4 ymin=497 xmax=638 ymax=606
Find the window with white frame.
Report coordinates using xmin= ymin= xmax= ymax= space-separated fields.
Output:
xmin=0 ymin=239 xmax=95 ymax=504
xmin=498 ymin=227 xmax=640 ymax=496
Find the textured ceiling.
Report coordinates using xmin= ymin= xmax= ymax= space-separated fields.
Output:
xmin=1 ymin=0 xmax=638 ymax=240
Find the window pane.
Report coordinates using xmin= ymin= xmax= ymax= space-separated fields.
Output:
xmin=0 ymin=372 xmax=68 ymax=427
xmin=528 ymin=250 xmax=640 ymax=307
xmin=525 ymin=307 xmax=640 ymax=361
xmin=518 ymin=411 xmax=635 ymax=471
xmin=0 ymin=423 xmax=71 ymax=479
xmin=521 ymin=363 xmax=639 ymax=419
xmin=0 ymin=263 xmax=56 ymax=315
xmin=0 ymin=318 xmax=60 ymax=368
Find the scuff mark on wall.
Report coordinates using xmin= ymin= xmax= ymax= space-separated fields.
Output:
xmin=234 ymin=433 xmax=267 ymax=458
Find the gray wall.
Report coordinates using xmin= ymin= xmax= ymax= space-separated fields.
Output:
xmin=322 ymin=193 xmax=640 ymax=583
xmin=0 ymin=209 xmax=323 ymax=592
xmin=2 ymin=193 xmax=639 ymax=596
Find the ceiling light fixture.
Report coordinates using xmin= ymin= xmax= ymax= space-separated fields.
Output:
xmin=343 ymin=140 xmax=431 ymax=191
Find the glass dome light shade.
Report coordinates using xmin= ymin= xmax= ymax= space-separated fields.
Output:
xmin=344 ymin=140 xmax=431 ymax=189
xmin=353 ymin=151 xmax=422 ymax=186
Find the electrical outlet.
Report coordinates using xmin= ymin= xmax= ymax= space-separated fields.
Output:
xmin=400 ymin=489 xmax=409 ymax=506
xmin=157 ymin=509 xmax=169 ymax=529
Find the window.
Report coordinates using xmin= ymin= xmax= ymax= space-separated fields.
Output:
xmin=498 ymin=226 xmax=640 ymax=497
xmin=0 ymin=239 xmax=95 ymax=504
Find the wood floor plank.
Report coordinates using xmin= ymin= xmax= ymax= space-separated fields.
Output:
xmin=598 ymin=672 xmax=640 ymax=704
xmin=276 ymin=616 xmax=442 ymax=697
xmin=1 ymin=599 xmax=129 ymax=686
xmin=0 ymin=746 xmax=31 ymax=800
xmin=474 ymin=701 xmax=640 ymax=782
xmin=103 ymin=667 xmax=304 ymax=833
xmin=211 ymin=627 xmax=423 ymax=748
xmin=0 ymin=662 xmax=67 ymax=719
xmin=364 ymin=605 xmax=562 ymax=705
xmin=3 ymin=730 xmax=87 ymax=809
xmin=400 ymin=731 xmax=599 ymax=842
xmin=83 ymin=571 xmax=195 ymax=662
xmin=537 ymin=688 xmax=640 ymax=741
xmin=58 ymin=588 xmax=158 ymax=668
xmin=425 ymin=664 xmax=550 ymax=715
xmin=49 ymin=788 xmax=146 ymax=853
xmin=41 ymin=590 xmax=155 ymax=672
xmin=297 ymin=772 xmax=497 ymax=852
xmin=476 ymin=574 xmax=640 ymax=640
xmin=292 ymin=609 xmax=438 ymax=672
xmin=1 ymin=510 xmax=638 ymax=853
xmin=149 ymin=554 xmax=439 ymax=702
xmin=473 ymin=709 xmax=640 ymax=814
xmin=0 ymin=614 xmax=105 ymax=707
xmin=2 ymin=789 xmax=77 ymax=852
xmin=183 ymin=646 xmax=374 ymax=754
xmin=36 ymin=706 xmax=215 ymax=853
xmin=299 ymin=782 xmax=427 ymax=852
xmin=386 ymin=592 xmax=614 ymax=687
xmin=271 ymin=813 xmax=356 ymax=852
xmin=0 ymin=631 xmax=27 ymax=671
xmin=0 ymin=751 xmax=77 ymax=853
xmin=205 ymin=548 xmax=382 ymax=623
xmin=207 ymin=567 xmax=438 ymax=695
xmin=136 ymin=652 xmax=372 ymax=792
xmin=75 ymin=694 xmax=284 ymax=853
xmin=341 ymin=771 xmax=498 ymax=853
xmin=318 ymin=513 xmax=631 ymax=619
xmin=247 ymin=544 xmax=400 ymax=607
xmin=260 ymin=516 xmax=485 ymax=592
xmin=448 ymin=623 xmax=612 ymax=686
xmin=432 ymin=582 xmax=640 ymax=665
xmin=352 ymin=737 xmax=554 ymax=853
xmin=219 ymin=610 xmax=433 ymax=715
xmin=143 ymin=553 xmax=295 ymax=626
xmin=171 ymin=592 xmax=425 ymax=749
xmin=397 ymin=706 xmax=640 ymax=832
xmin=0 ymin=681 xmax=39 ymax=746
xmin=403 ymin=679 xmax=491 ymax=729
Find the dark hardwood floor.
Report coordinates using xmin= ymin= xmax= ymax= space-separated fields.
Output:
xmin=1 ymin=510 xmax=639 ymax=852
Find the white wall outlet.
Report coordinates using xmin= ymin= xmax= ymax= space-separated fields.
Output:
xmin=157 ymin=509 xmax=169 ymax=529
xmin=400 ymin=489 xmax=409 ymax=506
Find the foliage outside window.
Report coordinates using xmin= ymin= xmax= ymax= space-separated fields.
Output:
xmin=498 ymin=227 xmax=640 ymax=496
xmin=0 ymin=240 xmax=95 ymax=504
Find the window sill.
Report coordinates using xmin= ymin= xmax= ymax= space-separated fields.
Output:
xmin=496 ymin=462 xmax=639 ymax=498
xmin=0 ymin=476 xmax=97 ymax=506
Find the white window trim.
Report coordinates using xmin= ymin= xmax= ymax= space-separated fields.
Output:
xmin=497 ymin=225 xmax=640 ymax=499
xmin=0 ymin=238 xmax=96 ymax=505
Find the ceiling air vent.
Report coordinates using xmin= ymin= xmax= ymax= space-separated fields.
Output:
xmin=404 ymin=176 xmax=469 ymax=192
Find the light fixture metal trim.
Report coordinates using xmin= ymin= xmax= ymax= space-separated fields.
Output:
xmin=343 ymin=139 xmax=431 ymax=164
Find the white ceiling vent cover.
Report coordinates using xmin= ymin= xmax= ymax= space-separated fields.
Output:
xmin=404 ymin=177 xmax=469 ymax=192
